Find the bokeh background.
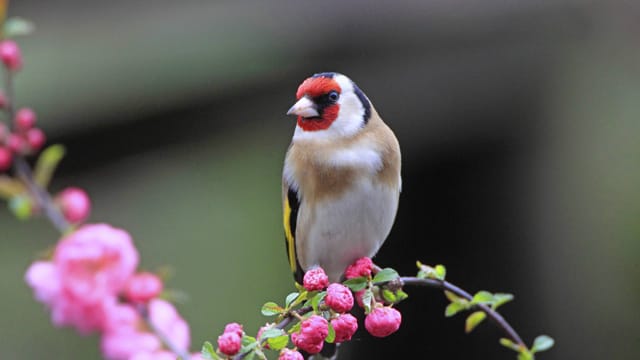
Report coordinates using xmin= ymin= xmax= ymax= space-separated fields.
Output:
xmin=1 ymin=0 xmax=639 ymax=359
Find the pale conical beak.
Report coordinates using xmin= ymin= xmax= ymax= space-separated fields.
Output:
xmin=286 ymin=96 xmax=319 ymax=118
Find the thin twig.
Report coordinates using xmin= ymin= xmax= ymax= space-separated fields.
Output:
xmin=399 ymin=276 xmax=525 ymax=347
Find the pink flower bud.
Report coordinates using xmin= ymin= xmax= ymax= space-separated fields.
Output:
xmin=15 ymin=108 xmax=36 ymax=131
xmin=26 ymin=128 xmax=46 ymax=151
xmin=8 ymin=133 xmax=25 ymax=154
xmin=223 ymin=322 xmax=244 ymax=337
xmin=279 ymin=348 xmax=304 ymax=360
xmin=325 ymin=283 xmax=354 ymax=313
xmin=56 ymin=187 xmax=91 ymax=223
xmin=0 ymin=40 xmax=22 ymax=71
xmin=364 ymin=307 xmax=401 ymax=338
xmin=291 ymin=315 xmax=328 ymax=354
xmin=0 ymin=146 xmax=12 ymax=171
xmin=217 ymin=331 xmax=241 ymax=356
xmin=344 ymin=257 xmax=373 ymax=279
xmin=330 ymin=313 xmax=358 ymax=343
xmin=124 ymin=272 xmax=163 ymax=303
xmin=303 ymin=267 xmax=329 ymax=291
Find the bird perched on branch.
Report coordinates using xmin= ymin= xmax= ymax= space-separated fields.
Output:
xmin=282 ymin=72 xmax=401 ymax=284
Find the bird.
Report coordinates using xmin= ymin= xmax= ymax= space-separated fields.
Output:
xmin=282 ymin=72 xmax=401 ymax=284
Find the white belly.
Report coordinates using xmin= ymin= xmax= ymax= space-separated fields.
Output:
xmin=299 ymin=180 xmax=399 ymax=282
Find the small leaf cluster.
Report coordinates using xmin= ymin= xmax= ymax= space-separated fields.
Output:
xmin=500 ymin=335 xmax=555 ymax=360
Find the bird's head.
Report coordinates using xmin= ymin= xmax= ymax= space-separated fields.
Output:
xmin=287 ymin=72 xmax=372 ymax=140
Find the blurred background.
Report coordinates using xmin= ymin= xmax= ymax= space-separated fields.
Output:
xmin=1 ymin=0 xmax=639 ymax=359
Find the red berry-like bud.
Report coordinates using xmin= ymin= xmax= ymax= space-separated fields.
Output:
xmin=26 ymin=128 xmax=46 ymax=151
xmin=364 ymin=307 xmax=402 ymax=338
xmin=0 ymin=147 xmax=12 ymax=171
xmin=56 ymin=187 xmax=91 ymax=223
xmin=331 ymin=313 xmax=358 ymax=343
xmin=0 ymin=40 xmax=23 ymax=71
xmin=7 ymin=133 xmax=25 ymax=154
xmin=217 ymin=331 xmax=242 ymax=356
xmin=279 ymin=348 xmax=304 ymax=360
xmin=325 ymin=283 xmax=354 ymax=313
xmin=303 ymin=267 xmax=329 ymax=291
xmin=124 ymin=272 xmax=163 ymax=303
xmin=15 ymin=108 xmax=36 ymax=131
xmin=224 ymin=322 xmax=244 ymax=337
xmin=344 ymin=257 xmax=373 ymax=279
xmin=291 ymin=315 xmax=328 ymax=354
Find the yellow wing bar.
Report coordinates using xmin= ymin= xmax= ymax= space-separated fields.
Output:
xmin=283 ymin=193 xmax=297 ymax=273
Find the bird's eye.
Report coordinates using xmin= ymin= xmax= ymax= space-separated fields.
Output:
xmin=328 ymin=91 xmax=339 ymax=102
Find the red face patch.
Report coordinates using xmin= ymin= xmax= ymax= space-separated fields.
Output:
xmin=296 ymin=77 xmax=342 ymax=100
xmin=295 ymin=77 xmax=342 ymax=132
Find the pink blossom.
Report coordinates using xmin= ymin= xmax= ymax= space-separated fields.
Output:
xmin=130 ymin=351 xmax=178 ymax=360
xmin=0 ymin=146 xmax=11 ymax=171
xmin=303 ymin=267 xmax=329 ymax=291
xmin=325 ymin=283 xmax=354 ymax=313
xmin=217 ymin=332 xmax=241 ymax=356
xmin=331 ymin=313 xmax=358 ymax=343
xmin=223 ymin=322 xmax=244 ymax=337
xmin=279 ymin=348 xmax=304 ymax=360
xmin=26 ymin=127 xmax=46 ymax=151
xmin=291 ymin=315 xmax=328 ymax=354
xmin=124 ymin=272 xmax=164 ymax=303
xmin=101 ymin=299 xmax=190 ymax=360
xmin=15 ymin=107 xmax=36 ymax=131
xmin=24 ymin=224 xmax=139 ymax=334
xmin=0 ymin=40 xmax=22 ymax=71
xmin=55 ymin=224 xmax=138 ymax=304
xmin=344 ymin=257 xmax=373 ymax=279
xmin=364 ymin=307 xmax=402 ymax=338
xmin=56 ymin=187 xmax=91 ymax=224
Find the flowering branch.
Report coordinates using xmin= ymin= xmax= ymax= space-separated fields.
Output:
xmin=0 ymin=8 xmax=198 ymax=359
xmin=201 ymin=260 xmax=553 ymax=360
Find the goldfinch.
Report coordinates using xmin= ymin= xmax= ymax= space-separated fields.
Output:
xmin=283 ymin=72 xmax=401 ymax=283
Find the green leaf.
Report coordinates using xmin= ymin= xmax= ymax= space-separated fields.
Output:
xmin=201 ymin=341 xmax=220 ymax=360
xmin=260 ymin=328 xmax=285 ymax=340
xmin=444 ymin=291 xmax=461 ymax=303
xmin=285 ymin=292 xmax=299 ymax=308
xmin=395 ymin=289 xmax=409 ymax=302
xmin=261 ymin=302 xmax=283 ymax=316
xmin=0 ymin=176 xmax=26 ymax=199
xmin=361 ymin=289 xmax=374 ymax=314
xmin=288 ymin=321 xmax=301 ymax=334
xmin=325 ymin=322 xmax=336 ymax=343
xmin=372 ymin=268 xmax=399 ymax=283
xmin=434 ymin=264 xmax=447 ymax=280
xmin=492 ymin=293 xmax=514 ymax=309
xmin=471 ymin=291 xmax=494 ymax=304
xmin=242 ymin=335 xmax=258 ymax=346
xmin=381 ymin=289 xmax=397 ymax=303
xmin=3 ymin=17 xmax=35 ymax=38
xmin=531 ymin=335 xmax=554 ymax=353
xmin=445 ymin=301 xmax=466 ymax=317
xmin=266 ymin=334 xmax=289 ymax=351
xmin=343 ymin=276 xmax=368 ymax=291
xmin=311 ymin=291 xmax=326 ymax=312
xmin=517 ymin=351 xmax=533 ymax=360
xmin=8 ymin=195 xmax=32 ymax=220
xmin=33 ymin=145 xmax=66 ymax=188
xmin=465 ymin=311 xmax=486 ymax=333
xmin=499 ymin=338 xmax=520 ymax=352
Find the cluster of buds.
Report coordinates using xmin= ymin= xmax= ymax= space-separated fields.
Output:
xmin=0 ymin=40 xmax=47 ymax=172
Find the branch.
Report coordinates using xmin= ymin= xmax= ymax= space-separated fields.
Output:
xmin=399 ymin=276 xmax=525 ymax=348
